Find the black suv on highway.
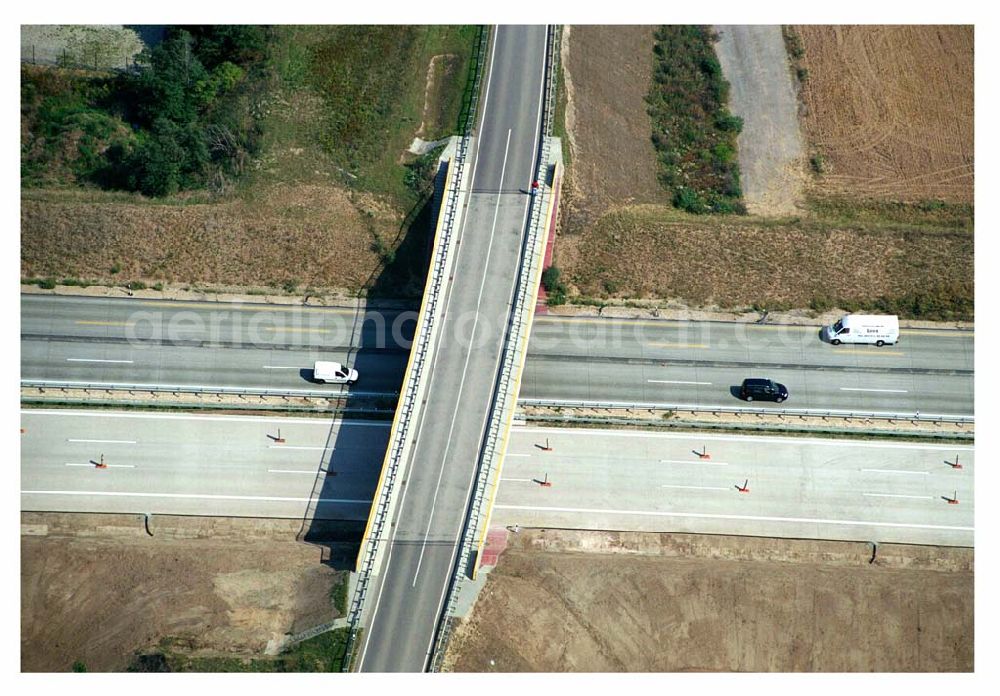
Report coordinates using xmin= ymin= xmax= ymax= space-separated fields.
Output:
xmin=739 ymin=378 xmax=789 ymax=403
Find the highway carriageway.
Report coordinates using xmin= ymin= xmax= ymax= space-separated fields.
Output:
xmin=21 ymin=295 xmax=974 ymax=416
xmin=20 ymin=410 xmax=973 ymax=548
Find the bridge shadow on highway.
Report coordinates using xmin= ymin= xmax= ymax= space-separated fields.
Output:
xmin=294 ymin=160 xmax=446 ymax=571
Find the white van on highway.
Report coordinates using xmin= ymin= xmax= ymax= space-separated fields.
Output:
xmin=821 ymin=314 xmax=899 ymax=347
xmin=313 ymin=361 xmax=359 ymax=384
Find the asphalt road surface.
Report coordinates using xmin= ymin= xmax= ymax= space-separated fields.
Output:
xmin=21 ymin=295 xmax=974 ymax=415
xmin=21 ymin=411 xmax=973 ymax=548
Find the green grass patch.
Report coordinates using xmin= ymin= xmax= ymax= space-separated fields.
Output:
xmin=542 ymin=265 xmax=569 ymax=306
xmin=805 ymin=195 xmax=973 ymax=232
xmin=129 ymin=627 xmax=352 ymax=672
xmin=259 ymin=25 xmax=479 ymax=210
xmin=329 ymin=573 xmax=349 ymax=616
xmin=551 ymin=58 xmax=572 ymax=167
xmin=647 ymin=26 xmax=745 ymax=215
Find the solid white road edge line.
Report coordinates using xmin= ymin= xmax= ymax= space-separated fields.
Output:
xmin=493 ymin=504 xmax=973 ymax=532
xmin=517 ymin=427 xmax=974 ymax=451
xmin=22 ymin=490 xmax=370 ymax=503
xmin=24 ymin=409 xmax=391 ymax=426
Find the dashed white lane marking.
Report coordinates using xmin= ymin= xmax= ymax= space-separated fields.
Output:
xmin=64 ymin=463 xmax=134 ymax=468
xmin=66 ymin=358 xmax=134 ymax=364
xmin=662 ymin=484 xmax=730 ymax=491
xmin=647 ymin=380 xmax=712 ymax=385
xmin=268 ymin=445 xmax=332 ymax=451
xmin=268 ymin=469 xmax=321 ymax=475
xmin=840 ymin=387 xmax=908 ymax=393
xmin=68 ymin=439 xmax=136 ymax=444
xmin=863 ymin=492 xmax=935 ymax=500
xmin=861 ymin=468 xmax=930 ymax=476
xmin=660 ymin=459 xmax=729 ymax=466
xmin=494 ymin=504 xmax=973 ymax=532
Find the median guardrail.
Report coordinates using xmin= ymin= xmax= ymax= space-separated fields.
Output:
xmin=519 ymin=398 xmax=975 ymax=425
xmin=20 ymin=379 xmax=396 ymax=400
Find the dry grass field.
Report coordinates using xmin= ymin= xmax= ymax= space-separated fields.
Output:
xmin=793 ymin=25 xmax=973 ymax=203
xmin=564 ymin=205 xmax=972 ymax=314
xmin=559 ymin=26 xmax=665 ymax=231
xmin=444 ymin=530 xmax=973 ymax=672
xmin=21 ymin=185 xmax=398 ymax=292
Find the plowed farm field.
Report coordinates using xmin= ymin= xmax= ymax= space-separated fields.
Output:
xmin=794 ymin=25 xmax=973 ymax=203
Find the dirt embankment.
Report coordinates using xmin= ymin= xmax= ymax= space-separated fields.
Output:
xmin=444 ymin=530 xmax=973 ymax=672
xmin=20 ymin=513 xmax=348 ymax=672
xmin=793 ymin=25 xmax=973 ymax=204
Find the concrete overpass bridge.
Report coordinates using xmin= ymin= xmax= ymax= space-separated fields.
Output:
xmin=346 ymin=25 xmax=562 ymax=672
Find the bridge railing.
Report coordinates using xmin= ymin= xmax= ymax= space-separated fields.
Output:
xmin=341 ymin=25 xmax=492 ymax=672
xmin=429 ymin=24 xmax=562 ymax=672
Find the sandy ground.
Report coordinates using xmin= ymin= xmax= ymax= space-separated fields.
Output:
xmin=793 ymin=25 xmax=973 ymax=203
xmin=20 ymin=513 xmax=348 ymax=672
xmin=444 ymin=529 xmax=973 ymax=672
xmin=715 ymin=26 xmax=806 ymax=216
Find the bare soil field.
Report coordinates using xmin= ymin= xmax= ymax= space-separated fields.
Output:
xmin=559 ymin=26 xmax=665 ymax=232
xmin=793 ymin=25 xmax=973 ymax=203
xmin=444 ymin=529 xmax=973 ymax=672
xmin=21 ymin=184 xmax=399 ymax=293
xmin=20 ymin=512 xmax=347 ymax=672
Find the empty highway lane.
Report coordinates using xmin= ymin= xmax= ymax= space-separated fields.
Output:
xmin=21 ymin=410 xmax=973 ymax=548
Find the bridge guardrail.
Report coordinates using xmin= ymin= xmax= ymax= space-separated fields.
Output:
xmin=429 ymin=24 xmax=561 ymax=672
xmin=341 ymin=25 xmax=492 ymax=671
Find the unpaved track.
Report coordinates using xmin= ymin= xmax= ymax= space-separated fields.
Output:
xmin=715 ymin=25 xmax=805 ymax=216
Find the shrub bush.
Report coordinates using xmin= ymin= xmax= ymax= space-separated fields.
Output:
xmin=647 ymin=26 xmax=745 ymax=215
